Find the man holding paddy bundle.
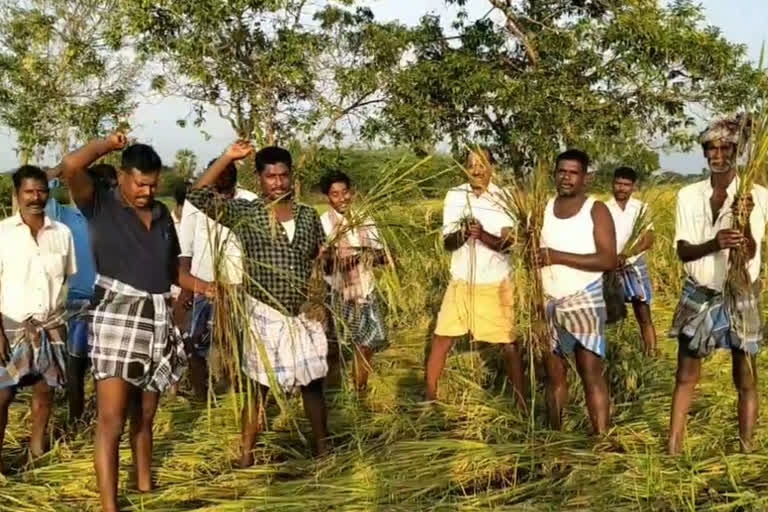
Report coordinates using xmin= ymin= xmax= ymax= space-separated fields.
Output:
xmin=425 ymin=148 xmax=523 ymax=407
xmin=668 ymin=116 xmax=768 ymax=455
xmin=177 ymin=158 xmax=258 ymax=399
xmin=61 ymin=134 xmax=214 ymax=512
xmin=535 ymin=149 xmax=616 ymax=434
xmin=606 ymin=167 xmax=657 ymax=356
xmin=320 ymin=170 xmax=389 ymax=393
xmin=188 ymin=141 xmax=330 ymax=467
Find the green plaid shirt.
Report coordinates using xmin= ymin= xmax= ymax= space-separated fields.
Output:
xmin=187 ymin=186 xmax=325 ymax=316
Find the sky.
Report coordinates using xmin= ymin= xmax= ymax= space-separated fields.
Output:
xmin=0 ymin=0 xmax=763 ymax=173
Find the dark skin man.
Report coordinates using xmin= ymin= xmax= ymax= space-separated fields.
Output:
xmin=612 ymin=176 xmax=657 ymax=356
xmin=668 ymin=139 xmax=757 ymax=455
xmin=0 ymin=175 xmax=60 ymax=471
xmin=425 ymin=149 xmax=523 ymax=408
xmin=534 ymin=158 xmax=616 ymax=435
xmin=60 ymin=133 xmax=214 ymax=512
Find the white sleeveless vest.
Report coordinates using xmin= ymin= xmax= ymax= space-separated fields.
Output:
xmin=540 ymin=196 xmax=603 ymax=299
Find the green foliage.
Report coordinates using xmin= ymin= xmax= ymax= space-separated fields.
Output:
xmin=0 ymin=0 xmax=137 ymax=161
xmin=120 ymin=0 xmax=409 ymax=151
xmin=172 ymin=149 xmax=198 ymax=180
xmin=158 ymin=166 xmax=187 ymax=198
xmin=365 ymin=0 xmax=765 ymax=173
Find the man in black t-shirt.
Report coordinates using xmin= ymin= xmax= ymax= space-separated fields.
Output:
xmin=60 ymin=134 xmax=213 ymax=512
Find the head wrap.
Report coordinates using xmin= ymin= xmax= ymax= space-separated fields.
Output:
xmin=699 ymin=114 xmax=750 ymax=150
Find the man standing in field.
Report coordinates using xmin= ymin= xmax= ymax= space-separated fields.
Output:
xmin=320 ymin=171 xmax=389 ymax=392
xmin=0 ymin=165 xmax=76 ymax=472
xmin=45 ymin=164 xmax=117 ymax=423
xmin=187 ymin=141 xmax=329 ymax=467
xmin=536 ymin=149 xmax=616 ymax=434
xmin=60 ymin=134 xmax=214 ymax=512
xmin=605 ymin=167 xmax=657 ymax=356
xmin=425 ymin=148 xmax=523 ymax=407
xmin=177 ymin=158 xmax=258 ymax=398
xmin=668 ymin=117 xmax=768 ymax=455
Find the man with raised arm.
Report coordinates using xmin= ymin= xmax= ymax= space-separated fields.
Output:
xmin=187 ymin=141 xmax=329 ymax=467
xmin=60 ymin=134 xmax=213 ymax=512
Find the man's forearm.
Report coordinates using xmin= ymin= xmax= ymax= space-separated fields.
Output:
xmin=177 ymin=267 xmax=211 ymax=295
xmin=479 ymin=231 xmax=511 ymax=253
xmin=193 ymin=154 xmax=234 ymax=189
xmin=549 ymin=249 xmax=616 ymax=272
xmin=677 ymin=239 xmax=720 ymax=263
xmin=60 ymin=138 xmax=114 ymax=180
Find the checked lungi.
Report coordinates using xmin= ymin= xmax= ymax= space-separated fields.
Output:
xmin=668 ymin=277 xmax=761 ymax=358
xmin=89 ymin=275 xmax=187 ymax=393
xmin=242 ymin=294 xmax=328 ymax=394
xmin=0 ymin=312 xmax=69 ymax=390
xmin=327 ymin=291 xmax=388 ymax=353
xmin=619 ymin=255 xmax=653 ymax=304
xmin=545 ymin=279 xmax=607 ymax=358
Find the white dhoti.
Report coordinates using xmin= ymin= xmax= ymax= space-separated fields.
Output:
xmin=242 ymin=295 xmax=328 ymax=394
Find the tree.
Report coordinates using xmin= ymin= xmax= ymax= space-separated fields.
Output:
xmin=121 ymin=2 xmax=408 ymax=142
xmin=0 ymin=0 xmax=138 ymax=163
xmin=364 ymin=0 xmax=765 ymax=177
xmin=173 ymin=148 xmax=198 ymax=180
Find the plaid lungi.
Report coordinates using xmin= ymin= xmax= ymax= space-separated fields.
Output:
xmin=0 ymin=312 xmax=69 ymax=390
xmin=328 ymin=291 xmax=389 ymax=353
xmin=668 ymin=277 xmax=761 ymax=357
xmin=619 ymin=255 xmax=653 ymax=304
xmin=89 ymin=275 xmax=187 ymax=393
xmin=545 ymin=279 xmax=607 ymax=358
xmin=243 ymin=294 xmax=328 ymax=394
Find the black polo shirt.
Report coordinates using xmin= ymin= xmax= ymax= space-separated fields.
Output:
xmin=81 ymin=187 xmax=180 ymax=294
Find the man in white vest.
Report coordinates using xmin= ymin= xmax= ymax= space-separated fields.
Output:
xmin=536 ymin=149 xmax=616 ymax=435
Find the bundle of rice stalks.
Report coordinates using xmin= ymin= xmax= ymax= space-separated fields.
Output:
xmin=496 ymin=161 xmax=552 ymax=360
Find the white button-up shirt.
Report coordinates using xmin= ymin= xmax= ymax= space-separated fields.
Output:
xmin=606 ymin=196 xmax=651 ymax=262
xmin=179 ymin=187 xmax=258 ymax=284
xmin=442 ymin=183 xmax=514 ymax=284
xmin=0 ymin=214 xmax=76 ymax=323
xmin=674 ymin=177 xmax=768 ymax=291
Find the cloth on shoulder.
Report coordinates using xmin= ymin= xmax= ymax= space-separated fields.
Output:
xmin=89 ymin=275 xmax=186 ymax=393
xmin=545 ymin=278 xmax=607 ymax=358
xmin=0 ymin=311 xmax=69 ymax=390
xmin=669 ymin=277 xmax=761 ymax=358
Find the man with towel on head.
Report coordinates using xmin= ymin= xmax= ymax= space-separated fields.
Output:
xmin=668 ymin=116 xmax=768 ymax=455
xmin=535 ymin=149 xmax=616 ymax=435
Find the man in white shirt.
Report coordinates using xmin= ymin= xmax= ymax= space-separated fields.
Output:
xmin=177 ymin=159 xmax=258 ymax=398
xmin=0 ymin=165 xmax=76 ymax=470
xmin=606 ymin=167 xmax=656 ymax=356
xmin=319 ymin=171 xmax=389 ymax=393
xmin=668 ymin=116 xmax=768 ymax=455
xmin=425 ymin=148 xmax=522 ymax=406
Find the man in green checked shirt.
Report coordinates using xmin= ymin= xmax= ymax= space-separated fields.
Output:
xmin=187 ymin=141 xmax=330 ymax=467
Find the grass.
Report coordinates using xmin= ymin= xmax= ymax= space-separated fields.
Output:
xmin=4 ymin=184 xmax=768 ymax=510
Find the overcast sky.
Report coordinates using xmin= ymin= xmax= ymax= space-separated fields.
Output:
xmin=0 ymin=0 xmax=763 ymax=173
